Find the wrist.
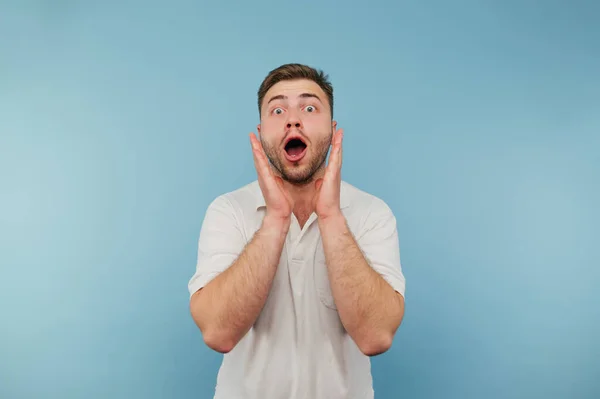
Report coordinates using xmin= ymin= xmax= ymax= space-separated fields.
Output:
xmin=317 ymin=210 xmax=346 ymax=230
xmin=261 ymin=213 xmax=290 ymax=237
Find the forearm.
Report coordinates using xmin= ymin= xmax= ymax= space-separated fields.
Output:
xmin=190 ymin=215 xmax=288 ymax=353
xmin=318 ymin=213 xmax=404 ymax=356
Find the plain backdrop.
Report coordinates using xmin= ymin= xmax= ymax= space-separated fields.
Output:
xmin=1 ymin=1 xmax=599 ymax=398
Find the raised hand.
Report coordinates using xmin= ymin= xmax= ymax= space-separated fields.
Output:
xmin=250 ymin=133 xmax=294 ymax=228
xmin=313 ymin=128 xmax=344 ymax=220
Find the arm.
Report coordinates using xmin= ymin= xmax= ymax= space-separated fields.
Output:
xmin=312 ymin=129 xmax=405 ymax=356
xmin=319 ymin=211 xmax=405 ymax=356
xmin=189 ymin=132 xmax=293 ymax=353
xmin=190 ymin=213 xmax=288 ymax=353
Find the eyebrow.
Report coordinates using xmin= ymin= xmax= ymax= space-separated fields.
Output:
xmin=267 ymin=92 xmax=323 ymax=105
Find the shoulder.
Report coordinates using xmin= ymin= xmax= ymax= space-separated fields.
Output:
xmin=200 ymin=181 xmax=262 ymax=240
xmin=341 ymin=180 xmax=394 ymax=217
xmin=204 ymin=180 xmax=262 ymax=222
xmin=213 ymin=180 xmax=261 ymax=210
xmin=341 ymin=181 xmax=399 ymax=242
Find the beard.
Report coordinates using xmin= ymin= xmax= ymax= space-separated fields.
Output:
xmin=261 ymin=133 xmax=332 ymax=186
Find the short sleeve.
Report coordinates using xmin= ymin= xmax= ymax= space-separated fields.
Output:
xmin=356 ymin=198 xmax=406 ymax=298
xmin=187 ymin=195 xmax=247 ymax=297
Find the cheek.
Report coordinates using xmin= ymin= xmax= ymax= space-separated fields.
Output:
xmin=261 ymin=118 xmax=284 ymax=133
xmin=259 ymin=126 xmax=283 ymax=146
xmin=306 ymin=113 xmax=330 ymax=127
xmin=304 ymin=117 xmax=333 ymax=138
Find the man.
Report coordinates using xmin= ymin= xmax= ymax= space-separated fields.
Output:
xmin=188 ymin=63 xmax=406 ymax=399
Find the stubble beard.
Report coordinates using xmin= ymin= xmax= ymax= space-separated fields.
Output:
xmin=261 ymin=134 xmax=332 ymax=186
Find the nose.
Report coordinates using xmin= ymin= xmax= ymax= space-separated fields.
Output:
xmin=286 ymin=112 xmax=302 ymax=130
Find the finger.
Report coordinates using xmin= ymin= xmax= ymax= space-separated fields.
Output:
xmin=327 ymin=129 xmax=343 ymax=175
xmin=250 ymin=133 xmax=269 ymax=171
xmin=275 ymin=176 xmax=285 ymax=190
xmin=315 ymin=178 xmax=324 ymax=191
xmin=249 ymin=132 xmax=265 ymax=156
xmin=275 ymin=176 xmax=294 ymax=205
xmin=250 ymin=133 xmax=280 ymax=191
xmin=250 ymin=133 xmax=270 ymax=179
xmin=336 ymin=129 xmax=343 ymax=168
xmin=250 ymin=133 xmax=265 ymax=171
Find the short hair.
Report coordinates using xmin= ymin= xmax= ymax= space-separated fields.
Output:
xmin=257 ymin=63 xmax=334 ymax=118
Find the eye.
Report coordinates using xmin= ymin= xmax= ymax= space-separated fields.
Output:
xmin=272 ymin=107 xmax=284 ymax=115
xmin=305 ymin=105 xmax=316 ymax=112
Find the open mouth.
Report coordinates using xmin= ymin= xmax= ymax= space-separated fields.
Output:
xmin=284 ymin=137 xmax=307 ymax=161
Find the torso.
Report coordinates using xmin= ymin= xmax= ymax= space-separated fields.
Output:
xmin=213 ymin=208 xmax=374 ymax=399
xmin=190 ymin=180 xmax=406 ymax=399
xmin=293 ymin=206 xmax=313 ymax=229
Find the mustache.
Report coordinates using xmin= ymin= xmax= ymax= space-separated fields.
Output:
xmin=281 ymin=129 xmax=308 ymax=145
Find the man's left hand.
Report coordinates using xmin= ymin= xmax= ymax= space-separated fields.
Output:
xmin=313 ymin=128 xmax=344 ymax=220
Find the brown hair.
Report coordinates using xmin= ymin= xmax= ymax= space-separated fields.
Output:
xmin=257 ymin=63 xmax=334 ymax=118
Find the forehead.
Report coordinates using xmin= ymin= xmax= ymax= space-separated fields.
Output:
xmin=263 ymin=79 xmax=327 ymax=104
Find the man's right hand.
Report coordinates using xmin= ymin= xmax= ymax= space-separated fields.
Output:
xmin=191 ymin=133 xmax=293 ymax=353
xmin=250 ymin=133 xmax=293 ymax=230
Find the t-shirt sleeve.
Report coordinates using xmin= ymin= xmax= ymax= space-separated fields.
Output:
xmin=356 ymin=197 xmax=406 ymax=298
xmin=187 ymin=195 xmax=247 ymax=298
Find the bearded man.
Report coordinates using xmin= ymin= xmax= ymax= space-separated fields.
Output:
xmin=188 ymin=63 xmax=406 ymax=399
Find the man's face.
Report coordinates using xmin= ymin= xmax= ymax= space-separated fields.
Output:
xmin=258 ymin=79 xmax=336 ymax=185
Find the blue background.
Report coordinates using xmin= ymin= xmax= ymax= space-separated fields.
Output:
xmin=1 ymin=1 xmax=599 ymax=398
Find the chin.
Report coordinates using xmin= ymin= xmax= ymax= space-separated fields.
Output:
xmin=282 ymin=168 xmax=314 ymax=185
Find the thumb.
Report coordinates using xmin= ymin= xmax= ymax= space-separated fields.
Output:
xmin=315 ymin=178 xmax=324 ymax=191
xmin=275 ymin=176 xmax=284 ymax=188
xmin=275 ymin=176 xmax=294 ymax=204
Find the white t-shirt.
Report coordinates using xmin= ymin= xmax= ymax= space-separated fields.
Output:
xmin=188 ymin=180 xmax=406 ymax=399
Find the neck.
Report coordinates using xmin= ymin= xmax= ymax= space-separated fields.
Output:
xmin=281 ymin=167 xmax=326 ymax=223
